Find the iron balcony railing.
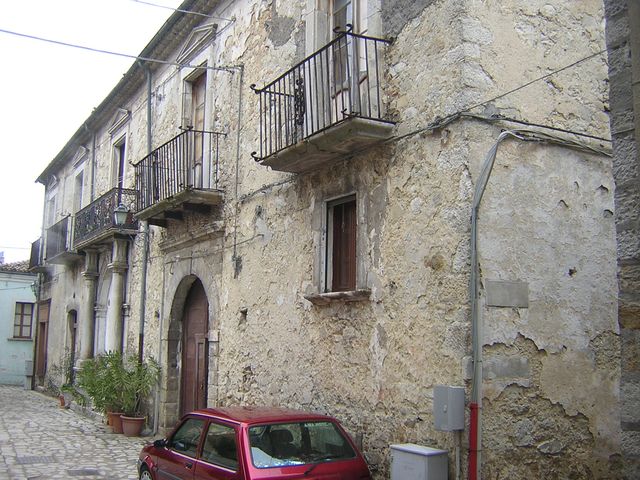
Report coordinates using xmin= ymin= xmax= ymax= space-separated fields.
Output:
xmin=74 ymin=187 xmax=138 ymax=246
xmin=134 ymin=129 xmax=224 ymax=213
xmin=251 ymin=28 xmax=393 ymax=161
xmin=45 ymin=216 xmax=72 ymax=260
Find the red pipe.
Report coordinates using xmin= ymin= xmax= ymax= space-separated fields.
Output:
xmin=469 ymin=402 xmax=479 ymax=480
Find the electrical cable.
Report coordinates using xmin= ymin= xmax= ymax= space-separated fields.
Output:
xmin=0 ymin=27 xmax=238 ymax=71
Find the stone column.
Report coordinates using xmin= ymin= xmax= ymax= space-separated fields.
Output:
xmin=79 ymin=249 xmax=99 ymax=360
xmin=105 ymin=239 xmax=128 ymax=353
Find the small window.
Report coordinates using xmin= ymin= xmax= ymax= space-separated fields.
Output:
xmin=201 ymin=422 xmax=238 ymax=471
xmin=112 ymin=138 xmax=126 ymax=190
xmin=14 ymin=302 xmax=34 ymax=339
xmin=326 ymin=195 xmax=357 ymax=292
xmin=169 ymin=418 xmax=205 ymax=458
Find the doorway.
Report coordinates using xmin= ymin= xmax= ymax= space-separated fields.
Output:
xmin=180 ymin=279 xmax=209 ymax=416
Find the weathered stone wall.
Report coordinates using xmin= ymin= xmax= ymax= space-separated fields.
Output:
xmin=605 ymin=0 xmax=640 ymax=478
xmin=37 ymin=0 xmax=622 ymax=478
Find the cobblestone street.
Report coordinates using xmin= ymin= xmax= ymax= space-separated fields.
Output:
xmin=0 ymin=385 xmax=150 ymax=479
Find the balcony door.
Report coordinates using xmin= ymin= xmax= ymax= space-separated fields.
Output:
xmin=180 ymin=279 xmax=209 ymax=416
xmin=190 ymin=73 xmax=206 ymax=188
xmin=329 ymin=0 xmax=368 ymax=122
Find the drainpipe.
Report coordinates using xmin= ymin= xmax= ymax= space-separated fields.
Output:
xmin=138 ymin=63 xmax=152 ymax=363
xmin=232 ymin=65 xmax=244 ymax=278
xmin=469 ymin=130 xmax=522 ymax=480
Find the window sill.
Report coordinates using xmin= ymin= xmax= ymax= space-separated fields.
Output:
xmin=304 ymin=289 xmax=371 ymax=306
xmin=7 ymin=337 xmax=33 ymax=342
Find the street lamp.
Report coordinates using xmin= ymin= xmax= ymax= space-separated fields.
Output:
xmin=114 ymin=203 xmax=130 ymax=227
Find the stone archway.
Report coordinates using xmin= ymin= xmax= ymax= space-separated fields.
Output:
xmin=162 ymin=274 xmax=212 ymax=430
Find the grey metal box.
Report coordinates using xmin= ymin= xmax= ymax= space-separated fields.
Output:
xmin=390 ymin=444 xmax=448 ymax=480
xmin=433 ymin=385 xmax=465 ymax=431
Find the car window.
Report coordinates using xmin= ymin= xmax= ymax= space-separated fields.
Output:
xmin=249 ymin=421 xmax=356 ymax=469
xmin=201 ymin=422 xmax=239 ymax=471
xmin=169 ymin=418 xmax=205 ymax=458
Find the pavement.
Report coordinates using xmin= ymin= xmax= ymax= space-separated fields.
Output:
xmin=0 ymin=384 xmax=153 ymax=480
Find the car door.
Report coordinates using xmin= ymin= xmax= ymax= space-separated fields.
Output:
xmin=156 ymin=417 xmax=206 ymax=480
xmin=193 ymin=420 xmax=243 ymax=479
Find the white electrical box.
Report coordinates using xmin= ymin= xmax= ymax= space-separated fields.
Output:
xmin=390 ymin=444 xmax=448 ymax=480
xmin=433 ymin=385 xmax=465 ymax=431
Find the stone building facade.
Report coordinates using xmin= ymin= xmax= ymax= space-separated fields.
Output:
xmin=33 ymin=0 xmax=622 ymax=478
xmin=604 ymin=0 xmax=640 ymax=478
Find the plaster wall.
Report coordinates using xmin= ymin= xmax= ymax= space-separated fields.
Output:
xmin=0 ymin=272 xmax=36 ymax=385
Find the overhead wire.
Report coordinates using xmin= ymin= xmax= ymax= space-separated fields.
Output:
xmin=0 ymin=27 xmax=238 ymax=71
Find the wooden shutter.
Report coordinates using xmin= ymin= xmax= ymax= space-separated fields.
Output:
xmin=331 ymin=197 xmax=356 ymax=291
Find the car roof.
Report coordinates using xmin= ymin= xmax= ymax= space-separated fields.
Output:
xmin=188 ymin=406 xmax=337 ymax=426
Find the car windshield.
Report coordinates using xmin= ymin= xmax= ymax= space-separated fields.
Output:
xmin=248 ymin=421 xmax=356 ymax=469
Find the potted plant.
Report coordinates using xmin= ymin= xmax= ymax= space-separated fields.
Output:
xmin=77 ymin=351 xmax=127 ymax=433
xmin=120 ymin=355 xmax=160 ymax=437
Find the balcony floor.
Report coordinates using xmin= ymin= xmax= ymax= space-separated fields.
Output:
xmin=135 ymin=188 xmax=224 ymax=226
xmin=259 ymin=117 xmax=395 ymax=173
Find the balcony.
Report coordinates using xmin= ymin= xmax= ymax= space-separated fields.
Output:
xmin=28 ymin=237 xmax=46 ymax=272
xmin=45 ymin=216 xmax=81 ymax=265
xmin=134 ymin=129 xmax=225 ymax=227
xmin=251 ymin=29 xmax=395 ymax=173
xmin=74 ymin=187 xmax=138 ymax=250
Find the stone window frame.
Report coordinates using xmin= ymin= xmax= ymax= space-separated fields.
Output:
xmin=305 ymin=189 xmax=371 ymax=305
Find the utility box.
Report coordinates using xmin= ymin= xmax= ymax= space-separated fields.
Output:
xmin=390 ymin=444 xmax=448 ymax=480
xmin=434 ymin=385 xmax=465 ymax=431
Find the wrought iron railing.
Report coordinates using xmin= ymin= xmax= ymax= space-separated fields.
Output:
xmin=251 ymin=28 xmax=393 ymax=161
xmin=74 ymin=187 xmax=138 ymax=246
xmin=134 ymin=129 xmax=224 ymax=213
xmin=45 ymin=216 xmax=72 ymax=260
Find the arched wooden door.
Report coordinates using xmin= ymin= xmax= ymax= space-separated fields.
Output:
xmin=180 ymin=279 xmax=209 ymax=416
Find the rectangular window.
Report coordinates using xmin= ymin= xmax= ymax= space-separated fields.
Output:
xmin=73 ymin=171 xmax=84 ymax=213
xmin=14 ymin=302 xmax=34 ymax=339
xmin=112 ymin=139 xmax=126 ymax=190
xmin=326 ymin=195 xmax=357 ymax=292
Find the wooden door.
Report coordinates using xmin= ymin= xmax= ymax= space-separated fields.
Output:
xmin=180 ymin=280 xmax=209 ymax=416
xmin=35 ymin=301 xmax=50 ymax=380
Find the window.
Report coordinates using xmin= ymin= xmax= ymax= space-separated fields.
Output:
xmin=181 ymin=70 xmax=207 ymax=188
xmin=201 ymin=422 xmax=238 ymax=470
xmin=249 ymin=421 xmax=356 ymax=468
xmin=169 ymin=417 xmax=205 ymax=458
xmin=73 ymin=171 xmax=84 ymax=213
xmin=112 ymin=138 xmax=126 ymax=190
xmin=326 ymin=195 xmax=357 ymax=292
xmin=14 ymin=302 xmax=34 ymax=339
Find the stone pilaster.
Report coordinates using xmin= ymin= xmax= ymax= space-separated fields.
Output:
xmin=104 ymin=239 xmax=128 ymax=353
xmin=79 ymin=249 xmax=99 ymax=360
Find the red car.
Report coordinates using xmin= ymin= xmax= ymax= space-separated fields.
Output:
xmin=138 ymin=406 xmax=372 ymax=479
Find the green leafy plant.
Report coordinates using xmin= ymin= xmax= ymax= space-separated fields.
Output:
xmin=77 ymin=351 xmax=126 ymax=413
xmin=120 ymin=355 xmax=161 ymax=417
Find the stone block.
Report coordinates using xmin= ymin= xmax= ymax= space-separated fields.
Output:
xmin=604 ymin=0 xmax=628 ymax=19
xmin=621 ymin=380 xmax=640 ymax=423
xmin=617 ymin=229 xmax=640 ymax=261
xmin=621 ymin=430 xmax=640 ymax=456
xmin=612 ymin=131 xmax=639 ymax=182
xmin=608 ymin=43 xmax=632 ymax=77
xmin=606 ymin=10 xmax=631 ymax=49
xmin=619 ymin=264 xmax=640 ymax=295
xmin=616 ymin=188 xmax=640 ymax=225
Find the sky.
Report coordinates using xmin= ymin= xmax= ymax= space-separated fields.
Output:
xmin=0 ymin=0 xmax=182 ymax=263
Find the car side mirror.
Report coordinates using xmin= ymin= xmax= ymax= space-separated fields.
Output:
xmin=154 ymin=439 xmax=168 ymax=449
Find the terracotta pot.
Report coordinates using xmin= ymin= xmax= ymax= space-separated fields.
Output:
xmin=58 ymin=395 xmax=66 ymax=408
xmin=107 ymin=411 xmax=124 ymax=433
xmin=121 ymin=415 xmax=145 ymax=437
